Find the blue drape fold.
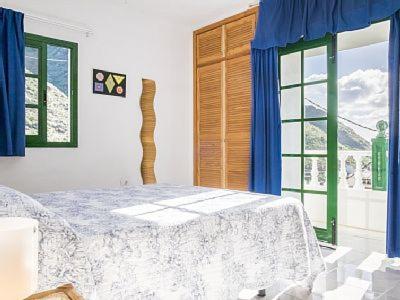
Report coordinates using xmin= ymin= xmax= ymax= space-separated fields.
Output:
xmin=250 ymin=48 xmax=281 ymax=195
xmin=252 ymin=0 xmax=400 ymax=50
xmin=387 ymin=11 xmax=400 ymax=258
xmin=0 ymin=7 xmax=25 ymax=156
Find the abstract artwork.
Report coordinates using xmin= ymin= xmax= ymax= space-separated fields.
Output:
xmin=93 ymin=69 xmax=126 ymax=97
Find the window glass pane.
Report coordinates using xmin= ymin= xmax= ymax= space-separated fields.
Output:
xmin=304 ymin=120 xmax=327 ymax=154
xmin=25 ymin=77 xmax=39 ymax=105
xmin=304 ymin=157 xmax=327 ymax=191
xmin=304 ymin=46 xmax=327 ymax=82
xmin=282 ymin=122 xmax=301 ymax=154
xmin=25 ymin=108 xmax=38 ymax=135
xmin=282 ymin=157 xmax=301 ymax=189
xmin=281 ymin=87 xmax=301 ymax=120
xmin=25 ymin=47 xmax=39 ymax=75
xmin=281 ymin=52 xmax=301 ymax=86
xmin=281 ymin=191 xmax=301 ymax=201
xmin=304 ymin=193 xmax=327 ymax=229
xmin=304 ymin=83 xmax=327 ymax=118
xmin=47 ymin=45 xmax=71 ymax=143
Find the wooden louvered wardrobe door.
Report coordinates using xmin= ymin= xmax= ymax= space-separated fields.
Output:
xmin=194 ymin=7 xmax=257 ymax=189
xmin=225 ymin=55 xmax=252 ymax=190
xmin=197 ymin=63 xmax=223 ymax=188
xmin=225 ymin=15 xmax=256 ymax=57
xmin=196 ymin=27 xmax=223 ymax=65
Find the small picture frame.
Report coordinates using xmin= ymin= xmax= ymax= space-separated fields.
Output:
xmin=93 ymin=69 xmax=126 ymax=98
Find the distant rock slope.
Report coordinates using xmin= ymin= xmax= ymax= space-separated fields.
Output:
xmin=305 ymin=105 xmax=370 ymax=150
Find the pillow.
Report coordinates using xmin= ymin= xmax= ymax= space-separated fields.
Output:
xmin=0 ymin=185 xmax=95 ymax=296
xmin=0 ymin=185 xmax=48 ymax=219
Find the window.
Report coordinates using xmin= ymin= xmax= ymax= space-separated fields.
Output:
xmin=25 ymin=33 xmax=78 ymax=147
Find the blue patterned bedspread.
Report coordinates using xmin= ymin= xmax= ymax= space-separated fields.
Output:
xmin=0 ymin=184 xmax=325 ymax=299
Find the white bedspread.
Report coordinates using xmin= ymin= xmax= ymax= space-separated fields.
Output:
xmin=0 ymin=184 xmax=325 ymax=299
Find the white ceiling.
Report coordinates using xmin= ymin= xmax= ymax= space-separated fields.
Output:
xmin=125 ymin=0 xmax=256 ymax=27
xmin=338 ymin=21 xmax=390 ymax=51
xmin=3 ymin=0 xmax=256 ymax=31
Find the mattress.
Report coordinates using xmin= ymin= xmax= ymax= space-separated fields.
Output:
xmin=0 ymin=184 xmax=325 ymax=299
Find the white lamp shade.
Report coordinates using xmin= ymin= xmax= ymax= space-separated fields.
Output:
xmin=0 ymin=217 xmax=39 ymax=300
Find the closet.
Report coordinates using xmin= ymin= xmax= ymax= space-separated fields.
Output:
xmin=193 ymin=8 xmax=257 ymax=190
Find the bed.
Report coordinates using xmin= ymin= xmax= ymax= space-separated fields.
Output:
xmin=0 ymin=184 xmax=325 ymax=299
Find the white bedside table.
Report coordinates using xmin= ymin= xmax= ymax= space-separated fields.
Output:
xmin=0 ymin=217 xmax=39 ymax=300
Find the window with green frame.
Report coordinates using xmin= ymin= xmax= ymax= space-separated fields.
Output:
xmin=25 ymin=33 xmax=78 ymax=147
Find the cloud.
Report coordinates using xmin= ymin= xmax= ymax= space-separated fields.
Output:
xmin=304 ymin=69 xmax=388 ymax=141
xmin=305 ymin=74 xmax=326 ymax=82
xmin=339 ymin=69 xmax=387 ymax=106
xmin=338 ymin=69 xmax=388 ymax=134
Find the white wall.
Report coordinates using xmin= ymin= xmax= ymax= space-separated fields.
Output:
xmin=0 ymin=0 xmax=193 ymax=193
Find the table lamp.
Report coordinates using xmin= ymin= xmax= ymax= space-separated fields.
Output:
xmin=0 ymin=217 xmax=39 ymax=300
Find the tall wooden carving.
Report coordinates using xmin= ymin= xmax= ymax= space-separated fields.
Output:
xmin=140 ymin=79 xmax=157 ymax=184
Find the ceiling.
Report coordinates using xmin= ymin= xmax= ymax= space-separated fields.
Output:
xmin=338 ymin=21 xmax=390 ymax=51
xmin=5 ymin=0 xmax=256 ymax=31
xmin=125 ymin=0 xmax=256 ymax=27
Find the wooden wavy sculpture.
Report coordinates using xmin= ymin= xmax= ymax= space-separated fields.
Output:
xmin=140 ymin=79 xmax=157 ymax=184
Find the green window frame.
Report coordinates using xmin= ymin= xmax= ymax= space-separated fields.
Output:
xmin=25 ymin=33 xmax=78 ymax=148
xmin=279 ymin=35 xmax=338 ymax=244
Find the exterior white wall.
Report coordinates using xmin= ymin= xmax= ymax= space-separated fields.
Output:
xmin=339 ymin=189 xmax=387 ymax=232
xmin=0 ymin=0 xmax=193 ymax=193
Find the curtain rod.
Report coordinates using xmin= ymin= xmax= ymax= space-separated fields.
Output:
xmin=24 ymin=11 xmax=94 ymax=37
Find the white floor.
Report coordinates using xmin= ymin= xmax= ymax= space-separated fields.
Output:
xmin=338 ymin=225 xmax=386 ymax=254
xmin=239 ymin=226 xmax=400 ymax=300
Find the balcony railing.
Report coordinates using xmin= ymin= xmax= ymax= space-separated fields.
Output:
xmin=339 ymin=151 xmax=371 ymax=190
xmin=305 ymin=150 xmax=372 ymax=191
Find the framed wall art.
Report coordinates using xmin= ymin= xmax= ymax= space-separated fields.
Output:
xmin=93 ymin=69 xmax=126 ymax=98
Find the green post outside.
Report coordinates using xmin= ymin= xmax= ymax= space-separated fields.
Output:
xmin=372 ymin=121 xmax=388 ymax=191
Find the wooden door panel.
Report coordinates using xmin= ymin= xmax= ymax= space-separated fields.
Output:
xmin=194 ymin=8 xmax=257 ymax=189
xmin=225 ymin=55 xmax=252 ymax=190
xmin=197 ymin=27 xmax=223 ymax=65
xmin=199 ymin=141 xmax=223 ymax=188
xmin=226 ymin=140 xmax=250 ymax=190
xmin=197 ymin=63 xmax=223 ymax=187
xmin=225 ymin=15 xmax=256 ymax=57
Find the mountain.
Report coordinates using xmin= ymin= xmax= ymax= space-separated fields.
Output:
xmin=47 ymin=46 xmax=69 ymax=95
xmin=305 ymin=105 xmax=371 ymax=150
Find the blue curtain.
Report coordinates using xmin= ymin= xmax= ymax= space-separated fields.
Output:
xmin=252 ymin=0 xmax=400 ymax=50
xmin=0 ymin=8 xmax=25 ymax=157
xmin=251 ymin=0 xmax=400 ymax=251
xmin=387 ymin=11 xmax=400 ymax=258
xmin=250 ymin=0 xmax=400 ymax=195
xmin=250 ymin=48 xmax=281 ymax=195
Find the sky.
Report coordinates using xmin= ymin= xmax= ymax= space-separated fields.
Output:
xmin=338 ymin=42 xmax=388 ymax=78
xmin=338 ymin=41 xmax=389 ymax=142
